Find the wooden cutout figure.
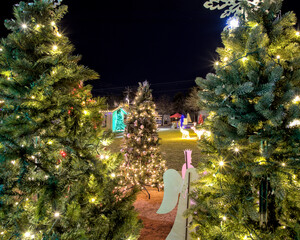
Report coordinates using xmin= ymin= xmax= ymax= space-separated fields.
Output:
xmin=157 ymin=150 xmax=198 ymax=240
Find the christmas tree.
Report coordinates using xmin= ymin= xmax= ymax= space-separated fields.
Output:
xmin=0 ymin=1 xmax=141 ymax=239
xmin=121 ymin=81 xmax=166 ymax=193
xmin=190 ymin=0 xmax=300 ymax=239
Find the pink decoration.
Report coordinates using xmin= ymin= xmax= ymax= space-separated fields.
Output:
xmin=134 ymin=120 xmax=138 ymax=126
xmin=140 ymin=125 xmax=144 ymax=129
xmin=181 ymin=150 xmax=194 ymax=180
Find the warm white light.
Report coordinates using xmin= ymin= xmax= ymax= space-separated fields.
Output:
xmin=52 ymin=45 xmax=58 ymax=51
xmin=234 ymin=147 xmax=239 ymax=152
xmin=83 ymin=110 xmax=88 ymax=115
xmin=242 ymin=57 xmax=248 ymax=62
xmin=219 ymin=161 xmax=224 ymax=167
xmin=224 ymin=57 xmax=228 ymax=61
xmin=296 ymin=31 xmax=300 ymax=37
xmin=15 ymin=202 xmax=19 ymax=205
xmin=56 ymin=32 xmax=62 ymax=37
xmin=54 ymin=212 xmax=60 ymax=218
xmin=51 ymin=21 xmax=56 ymax=26
xmin=31 ymin=96 xmax=35 ymax=99
xmin=111 ymin=173 xmax=116 ymax=178
xmin=91 ymin=198 xmax=96 ymax=203
xmin=11 ymin=160 xmax=16 ymax=165
xmin=31 ymin=235 xmax=35 ymax=239
xmin=21 ymin=23 xmax=28 ymax=29
xmin=276 ymin=55 xmax=280 ymax=59
xmin=24 ymin=232 xmax=31 ymax=237
xmin=292 ymin=95 xmax=300 ymax=104
xmin=1 ymin=232 xmax=4 ymax=235
xmin=222 ymin=216 xmax=227 ymax=221
xmin=48 ymin=141 xmax=53 ymax=145
xmin=288 ymin=119 xmax=300 ymax=128
xmin=0 ymin=48 xmax=3 ymax=51
xmin=282 ymin=163 xmax=286 ymax=167
xmin=229 ymin=18 xmax=239 ymax=29
xmin=215 ymin=61 xmax=219 ymax=66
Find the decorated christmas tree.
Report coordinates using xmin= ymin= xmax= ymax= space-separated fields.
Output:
xmin=121 ymin=81 xmax=166 ymax=192
xmin=189 ymin=0 xmax=300 ymax=239
xmin=0 ymin=1 xmax=141 ymax=239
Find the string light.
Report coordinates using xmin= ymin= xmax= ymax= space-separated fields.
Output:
xmin=11 ymin=160 xmax=16 ymax=165
xmin=24 ymin=232 xmax=31 ymax=238
xmin=276 ymin=55 xmax=280 ymax=60
xmin=52 ymin=45 xmax=58 ymax=51
xmin=83 ymin=110 xmax=89 ymax=115
xmin=54 ymin=212 xmax=60 ymax=218
xmin=48 ymin=141 xmax=53 ymax=145
xmin=215 ymin=61 xmax=219 ymax=66
xmin=282 ymin=163 xmax=286 ymax=167
xmin=56 ymin=32 xmax=62 ymax=37
xmin=0 ymin=48 xmax=3 ymax=51
xmin=222 ymin=216 xmax=227 ymax=221
xmin=228 ymin=18 xmax=239 ymax=29
xmin=233 ymin=147 xmax=239 ymax=153
xmin=296 ymin=31 xmax=300 ymax=37
xmin=21 ymin=23 xmax=28 ymax=29
xmin=288 ymin=119 xmax=300 ymax=128
xmin=51 ymin=21 xmax=56 ymax=26
xmin=91 ymin=198 xmax=96 ymax=203
xmin=292 ymin=95 xmax=300 ymax=104
xmin=242 ymin=57 xmax=248 ymax=62
xmin=219 ymin=161 xmax=224 ymax=167
xmin=111 ymin=173 xmax=116 ymax=178
xmin=224 ymin=57 xmax=228 ymax=61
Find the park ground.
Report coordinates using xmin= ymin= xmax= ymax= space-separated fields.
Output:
xmin=109 ymin=127 xmax=202 ymax=239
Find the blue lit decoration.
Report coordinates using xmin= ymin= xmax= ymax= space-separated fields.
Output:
xmin=180 ymin=115 xmax=185 ymax=127
xmin=113 ymin=109 xmax=126 ymax=132
xmin=100 ymin=106 xmax=128 ymax=132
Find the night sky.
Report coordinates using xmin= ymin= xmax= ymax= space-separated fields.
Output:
xmin=0 ymin=0 xmax=299 ymax=98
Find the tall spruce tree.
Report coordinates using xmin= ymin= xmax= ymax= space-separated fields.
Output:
xmin=121 ymin=81 xmax=166 ymax=192
xmin=0 ymin=1 xmax=141 ymax=239
xmin=190 ymin=0 xmax=300 ymax=239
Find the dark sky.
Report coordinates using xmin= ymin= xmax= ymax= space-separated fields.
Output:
xmin=0 ymin=0 xmax=299 ymax=98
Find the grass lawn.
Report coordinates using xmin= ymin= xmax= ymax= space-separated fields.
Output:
xmin=108 ymin=128 xmax=203 ymax=171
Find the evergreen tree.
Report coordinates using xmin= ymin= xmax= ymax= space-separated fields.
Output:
xmin=121 ymin=81 xmax=166 ymax=192
xmin=0 ymin=1 xmax=141 ymax=239
xmin=190 ymin=0 xmax=300 ymax=239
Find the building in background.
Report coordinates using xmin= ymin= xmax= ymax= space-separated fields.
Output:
xmin=101 ymin=105 xmax=128 ymax=132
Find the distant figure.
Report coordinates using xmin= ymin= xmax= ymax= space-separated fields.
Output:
xmin=180 ymin=127 xmax=190 ymax=139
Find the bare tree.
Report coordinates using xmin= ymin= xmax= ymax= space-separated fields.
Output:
xmin=155 ymin=95 xmax=174 ymax=125
xmin=184 ymin=87 xmax=201 ymax=122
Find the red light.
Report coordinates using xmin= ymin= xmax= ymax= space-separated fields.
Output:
xmin=60 ymin=150 xmax=67 ymax=158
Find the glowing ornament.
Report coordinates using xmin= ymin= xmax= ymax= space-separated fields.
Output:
xmin=60 ymin=150 xmax=67 ymax=158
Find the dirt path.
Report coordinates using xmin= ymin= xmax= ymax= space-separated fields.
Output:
xmin=134 ymin=188 xmax=177 ymax=240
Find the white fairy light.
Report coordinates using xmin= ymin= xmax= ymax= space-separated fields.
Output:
xmin=111 ymin=173 xmax=116 ymax=178
xmin=54 ymin=212 xmax=60 ymax=218
xmin=21 ymin=23 xmax=28 ymax=29
xmin=228 ymin=18 xmax=239 ymax=29
xmin=24 ymin=232 xmax=31 ymax=237
xmin=292 ymin=95 xmax=300 ymax=104
xmin=288 ymin=119 xmax=300 ymax=128
xmin=219 ymin=161 xmax=224 ymax=167
xmin=52 ymin=45 xmax=58 ymax=51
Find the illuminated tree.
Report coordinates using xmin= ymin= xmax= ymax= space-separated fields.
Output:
xmin=0 ymin=1 xmax=141 ymax=239
xmin=190 ymin=0 xmax=300 ymax=239
xmin=121 ymin=81 xmax=166 ymax=192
